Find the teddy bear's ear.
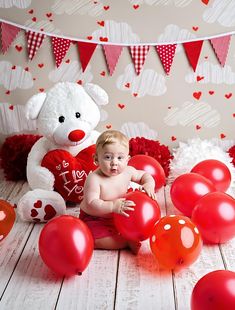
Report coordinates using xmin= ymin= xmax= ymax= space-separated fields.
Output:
xmin=24 ymin=92 xmax=47 ymax=120
xmin=84 ymin=83 xmax=109 ymax=106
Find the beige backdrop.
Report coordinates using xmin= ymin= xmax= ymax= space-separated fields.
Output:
xmin=0 ymin=0 xmax=235 ymax=148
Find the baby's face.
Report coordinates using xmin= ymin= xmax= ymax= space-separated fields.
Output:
xmin=96 ymin=142 xmax=129 ymax=177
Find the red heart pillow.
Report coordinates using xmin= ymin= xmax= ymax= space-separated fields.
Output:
xmin=41 ymin=145 xmax=96 ymax=203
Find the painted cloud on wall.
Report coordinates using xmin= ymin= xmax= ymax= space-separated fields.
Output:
xmin=185 ymin=61 xmax=235 ymax=84
xmin=164 ymin=101 xmax=220 ymax=128
xmin=49 ymin=61 xmax=93 ymax=83
xmin=0 ymin=0 xmax=31 ymax=8
xmin=0 ymin=102 xmax=36 ymax=134
xmin=51 ymin=0 xmax=105 ymax=17
xmin=91 ymin=20 xmax=140 ymax=44
xmin=0 ymin=61 xmax=33 ymax=90
xmin=116 ymin=64 xmax=166 ymax=97
xmin=128 ymin=0 xmax=193 ymax=7
xmin=203 ymin=0 xmax=235 ymax=27
xmin=121 ymin=122 xmax=158 ymax=139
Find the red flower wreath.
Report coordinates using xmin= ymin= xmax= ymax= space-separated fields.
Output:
xmin=129 ymin=137 xmax=173 ymax=177
xmin=0 ymin=134 xmax=41 ymax=181
xmin=228 ymin=145 xmax=235 ymax=168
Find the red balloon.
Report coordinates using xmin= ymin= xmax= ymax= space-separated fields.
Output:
xmin=128 ymin=154 xmax=166 ymax=190
xmin=150 ymin=215 xmax=202 ymax=270
xmin=191 ymin=159 xmax=231 ymax=192
xmin=170 ymin=173 xmax=216 ymax=217
xmin=39 ymin=215 xmax=94 ymax=276
xmin=113 ymin=191 xmax=161 ymax=241
xmin=192 ymin=191 xmax=235 ymax=244
xmin=0 ymin=199 xmax=16 ymax=242
xmin=191 ymin=270 xmax=235 ymax=310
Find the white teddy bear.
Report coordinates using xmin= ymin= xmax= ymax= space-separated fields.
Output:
xmin=18 ymin=82 xmax=108 ymax=222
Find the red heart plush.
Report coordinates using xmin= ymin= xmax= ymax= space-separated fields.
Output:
xmin=41 ymin=145 xmax=96 ymax=203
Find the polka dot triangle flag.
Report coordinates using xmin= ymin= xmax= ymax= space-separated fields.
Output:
xmin=26 ymin=31 xmax=45 ymax=61
xmin=183 ymin=40 xmax=204 ymax=72
xmin=155 ymin=44 xmax=177 ymax=75
xmin=210 ymin=35 xmax=231 ymax=67
xmin=129 ymin=45 xmax=150 ymax=75
xmin=51 ymin=37 xmax=71 ymax=67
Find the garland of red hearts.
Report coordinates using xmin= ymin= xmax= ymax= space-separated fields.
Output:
xmin=0 ymin=19 xmax=233 ymax=76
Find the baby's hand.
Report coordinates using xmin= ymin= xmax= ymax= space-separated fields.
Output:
xmin=113 ymin=198 xmax=135 ymax=217
xmin=142 ymin=184 xmax=157 ymax=200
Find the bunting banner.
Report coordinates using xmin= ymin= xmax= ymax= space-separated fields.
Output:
xmin=0 ymin=18 xmax=234 ymax=76
xmin=51 ymin=37 xmax=71 ymax=67
xmin=210 ymin=35 xmax=231 ymax=67
xmin=103 ymin=45 xmax=123 ymax=76
xmin=129 ymin=45 xmax=150 ymax=75
xmin=26 ymin=31 xmax=45 ymax=61
xmin=1 ymin=22 xmax=20 ymax=54
xmin=77 ymin=42 xmax=97 ymax=72
xmin=183 ymin=40 xmax=204 ymax=72
xmin=155 ymin=44 xmax=177 ymax=75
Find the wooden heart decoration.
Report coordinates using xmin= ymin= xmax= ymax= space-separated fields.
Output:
xmin=41 ymin=145 xmax=96 ymax=203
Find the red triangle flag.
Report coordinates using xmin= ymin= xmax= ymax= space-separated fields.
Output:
xmin=26 ymin=31 xmax=45 ymax=60
xmin=103 ymin=45 xmax=123 ymax=76
xmin=210 ymin=35 xmax=231 ymax=67
xmin=1 ymin=22 xmax=20 ymax=53
xmin=183 ymin=40 xmax=203 ymax=72
xmin=156 ymin=44 xmax=177 ymax=75
xmin=77 ymin=42 xmax=97 ymax=72
xmin=51 ymin=37 xmax=71 ymax=67
xmin=129 ymin=45 xmax=150 ymax=75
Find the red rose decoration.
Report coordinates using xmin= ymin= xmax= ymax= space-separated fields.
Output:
xmin=129 ymin=137 xmax=173 ymax=177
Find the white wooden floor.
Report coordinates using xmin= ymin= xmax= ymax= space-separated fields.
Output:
xmin=0 ymin=169 xmax=235 ymax=310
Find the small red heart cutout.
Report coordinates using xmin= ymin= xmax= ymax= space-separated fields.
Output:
xmin=225 ymin=93 xmax=232 ymax=99
xmin=171 ymin=136 xmax=177 ymax=141
xmin=209 ymin=90 xmax=214 ymax=95
xmin=196 ymin=125 xmax=201 ymax=130
xmin=118 ymin=103 xmax=125 ymax=109
xmin=193 ymin=91 xmax=202 ymax=100
xmin=197 ymin=75 xmax=204 ymax=81
xmin=31 ymin=209 xmax=38 ymax=217
xmin=34 ymin=200 xmax=42 ymax=208
xmin=125 ymin=83 xmax=130 ymax=88
xmin=220 ymin=133 xmax=226 ymax=139
xmin=44 ymin=204 xmax=56 ymax=221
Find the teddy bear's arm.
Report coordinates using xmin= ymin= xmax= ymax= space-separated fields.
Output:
xmin=26 ymin=137 xmax=55 ymax=191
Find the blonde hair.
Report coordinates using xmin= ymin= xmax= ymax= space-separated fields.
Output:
xmin=96 ymin=130 xmax=129 ymax=152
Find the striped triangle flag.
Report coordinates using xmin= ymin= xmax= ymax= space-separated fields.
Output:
xmin=1 ymin=22 xmax=20 ymax=53
xmin=129 ymin=45 xmax=150 ymax=75
xmin=183 ymin=40 xmax=204 ymax=72
xmin=210 ymin=35 xmax=231 ymax=67
xmin=26 ymin=31 xmax=45 ymax=60
xmin=103 ymin=45 xmax=123 ymax=76
xmin=156 ymin=44 xmax=177 ymax=75
xmin=51 ymin=37 xmax=71 ymax=67
xmin=77 ymin=42 xmax=97 ymax=72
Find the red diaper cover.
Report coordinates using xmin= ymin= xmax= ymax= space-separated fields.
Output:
xmin=79 ymin=210 xmax=119 ymax=240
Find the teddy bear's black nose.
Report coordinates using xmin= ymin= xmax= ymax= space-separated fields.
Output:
xmin=68 ymin=130 xmax=85 ymax=142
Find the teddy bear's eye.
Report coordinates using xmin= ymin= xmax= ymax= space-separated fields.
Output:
xmin=75 ymin=112 xmax=81 ymax=118
xmin=59 ymin=116 xmax=65 ymax=123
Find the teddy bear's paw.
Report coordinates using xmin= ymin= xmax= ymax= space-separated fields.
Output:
xmin=17 ymin=189 xmax=66 ymax=222
xmin=28 ymin=166 xmax=55 ymax=191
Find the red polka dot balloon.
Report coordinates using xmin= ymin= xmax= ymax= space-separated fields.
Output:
xmin=150 ymin=215 xmax=202 ymax=270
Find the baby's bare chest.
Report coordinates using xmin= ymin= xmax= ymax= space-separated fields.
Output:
xmin=100 ymin=175 xmax=131 ymax=200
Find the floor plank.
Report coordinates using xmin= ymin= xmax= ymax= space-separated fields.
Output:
xmin=164 ymin=186 xmax=226 ymax=310
xmin=115 ymin=188 xmax=175 ymax=310
xmin=56 ymin=250 xmax=118 ymax=310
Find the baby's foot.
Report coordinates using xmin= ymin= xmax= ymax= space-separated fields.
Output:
xmin=128 ymin=240 xmax=142 ymax=255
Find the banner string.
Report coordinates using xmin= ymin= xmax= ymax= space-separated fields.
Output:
xmin=1 ymin=17 xmax=235 ymax=46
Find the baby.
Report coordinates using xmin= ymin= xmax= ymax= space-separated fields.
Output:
xmin=79 ymin=130 xmax=156 ymax=254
